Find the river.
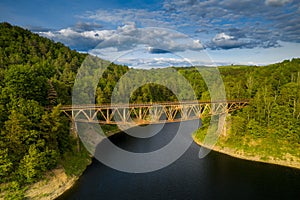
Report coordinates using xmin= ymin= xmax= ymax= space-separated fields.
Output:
xmin=57 ymin=120 xmax=300 ymax=200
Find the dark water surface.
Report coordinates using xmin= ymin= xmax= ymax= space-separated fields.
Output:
xmin=58 ymin=121 xmax=300 ymax=200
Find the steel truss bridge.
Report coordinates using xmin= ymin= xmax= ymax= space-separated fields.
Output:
xmin=60 ymin=100 xmax=249 ymax=125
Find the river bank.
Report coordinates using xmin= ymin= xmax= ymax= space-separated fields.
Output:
xmin=24 ymin=167 xmax=78 ymax=200
xmin=192 ymin=135 xmax=300 ymax=170
xmin=24 ymin=128 xmax=123 ymax=200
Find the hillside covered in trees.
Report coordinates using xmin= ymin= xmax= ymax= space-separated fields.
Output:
xmin=0 ymin=22 xmax=299 ymax=198
xmin=194 ymin=60 xmax=300 ymax=166
xmin=0 ymin=22 xmax=89 ymax=199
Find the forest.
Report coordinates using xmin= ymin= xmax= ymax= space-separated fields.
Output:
xmin=194 ymin=60 xmax=300 ymax=164
xmin=0 ymin=22 xmax=88 ymax=199
xmin=0 ymin=22 xmax=299 ymax=198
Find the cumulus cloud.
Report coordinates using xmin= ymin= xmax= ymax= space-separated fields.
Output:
xmin=37 ymin=0 xmax=300 ymax=52
xmin=209 ymin=33 xmax=251 ymax=49
xmin=38 ymin=27 xmax=113 ymax=50
xmin=36 ymin=22 xmax=106 ymax=50
xmin=212 ymin=33 xmax=237 ymax=48
xmin=209 ymin=32 xmax=280 ymax=49
xmin=37 ymin=23 xmax=204 ymax=52
xmin=162 ymin=0 xmax=300 ymax=48
xmin=96 ymin=24 xmax=204 ymax=52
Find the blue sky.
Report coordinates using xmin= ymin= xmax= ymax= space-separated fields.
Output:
xmin=1 ymin=0 xmax=300 ymax=67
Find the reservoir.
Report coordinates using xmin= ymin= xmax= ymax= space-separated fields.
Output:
xmin=58 ymin=120 xmax=300 ymax=200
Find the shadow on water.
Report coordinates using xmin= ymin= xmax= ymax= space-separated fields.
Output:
xmin=57 ymin=120 xmax=300 ymax=200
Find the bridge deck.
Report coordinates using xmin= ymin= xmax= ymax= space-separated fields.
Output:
xmin=61 ymin=99 xmax=250 ymax=110
xmin=60 ymin=99 xmax=250 ymax=125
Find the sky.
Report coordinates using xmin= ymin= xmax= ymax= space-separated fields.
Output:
xmin=1 ymin=0 xmax=300 ymax=68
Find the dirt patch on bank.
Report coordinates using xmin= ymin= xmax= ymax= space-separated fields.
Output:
xmin=25 ymin=167 xmax=77 ymax=200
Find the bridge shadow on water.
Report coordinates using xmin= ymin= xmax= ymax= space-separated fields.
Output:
xmin=58 ymin=120 xmax=300 ymax=200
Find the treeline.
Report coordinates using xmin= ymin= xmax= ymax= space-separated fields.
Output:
xmin=195 ymin=60 xmax=300 ymax=161
xmin=227 ymin=60 xmax=300 ymax=158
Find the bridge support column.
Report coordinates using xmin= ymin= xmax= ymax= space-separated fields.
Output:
xmin=123 ymin=108 xmax=127 ymax=123
xmin=70 ymin=119 xmax=80 ymax=152
xmin=218 ymin=113 xmax=227 ymax=137
xmin=106 ymin=109 xmax=110 ymax=124
xmin=139 ymin=108 xmax=142 ymax=121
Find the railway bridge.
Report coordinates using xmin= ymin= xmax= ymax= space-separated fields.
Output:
xmin=60 ymin=99 xmax=249 ymax=125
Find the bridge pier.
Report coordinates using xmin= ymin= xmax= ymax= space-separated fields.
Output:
xmin=106 ymin=109 xmax=110 ymax=124
xmin=70 ymin=119 xmax=80 ymax=152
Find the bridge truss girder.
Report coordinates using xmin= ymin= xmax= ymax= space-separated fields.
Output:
xmin=61 ymin=100 xmax=249 ymax=125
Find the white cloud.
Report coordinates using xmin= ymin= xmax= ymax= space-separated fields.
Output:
xmin=163 ymin=0 xmax=300 ymax=47
xmin=95 ymin=24 xmax=204 ymax=53
xmin=38 ymin=23 xmax=204 ymax=52
xmin=37 ymin=0 xmax=300 ymax=53
xmin=213 ymin=33 xmax=235 ymax=42
xmin=44 ymin=27 xmax=113 ymax=40
xmin=38 ymin=28 xmax=114 ymax=50
xmin=211 ymin=33 xmax=252 ymax=49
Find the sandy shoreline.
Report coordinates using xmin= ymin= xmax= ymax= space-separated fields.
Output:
xmin=192 ymin=136 xmax=300 ymax=170
xmin=24 ymin=167 xmax=79 ymax=200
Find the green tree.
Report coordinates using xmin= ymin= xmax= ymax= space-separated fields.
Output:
xmin=0 ymin=148 xmax=13 ymax=182
xmin=18 ymin=145 xmax=40 ymax=183
xmin=4 ymin=64 xmax=49 ymax=105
